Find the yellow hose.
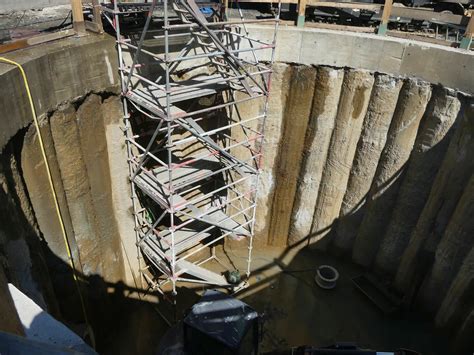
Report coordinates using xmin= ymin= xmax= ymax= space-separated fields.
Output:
xmin=0 ymin=57 xmax=94 ymax=348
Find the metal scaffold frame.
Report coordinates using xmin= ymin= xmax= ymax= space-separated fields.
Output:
xmin=103 ymin=0 xmax=281 ymax=299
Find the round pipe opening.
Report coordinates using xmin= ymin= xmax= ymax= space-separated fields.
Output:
xmin=315 ymin=265 xmax=339 ymax=289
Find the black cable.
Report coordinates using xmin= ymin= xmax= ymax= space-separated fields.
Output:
xmin=14 ymin=11 xmax=27 ymax=32
xmin=42 ymin=10 xmax=72 ymax=32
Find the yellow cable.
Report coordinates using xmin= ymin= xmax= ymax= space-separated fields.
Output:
xmin=0 ymin=57 xmax=94 ymax=348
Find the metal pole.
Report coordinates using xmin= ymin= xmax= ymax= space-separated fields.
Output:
xmin=124 ymin=0 xmax=158 ymax=93
xmin=163 ymin=0 xmax=178 ymax=311
xmin=114 ymin=0 xmax=143 ymax=291
xmin=246 ymin=0 xmax=282 ymax=280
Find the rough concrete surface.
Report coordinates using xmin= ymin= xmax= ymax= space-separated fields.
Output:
xmin=0 ymin=148 xmax=54 ymax=312
xmin=5 ymin=238 xmax=48 ymax=312
xmin=309 ymin=69 xmax=374 ymax=249
xmin=228 ymin=74 xmax=265 ymax=230
xmin=435 ymin=247 xmax=474 ymax=330
xmin=267 ymin=65 xmax=316 ymax=246
xmin=247 ymin=26 xmax=474 ymax=94
xmin=288 ymin=67 xmax=343 ymax=248
xmin=352 ymin=78 xmax=431 ymax=268
xmin=374 ymin=87 xmax=461 ymax=274
xmin=21 ymin=119 xmax=78 ymax=266
xmin=417 ymin=175 xmax=474 ymax=314
xmin=76 ymin=94 xmax=124 ymax=283
xmin=0 ymin=1 xmax=68 ymax=11
xmin=102 ymin=96 xmax=139 ymax=288
xmin=50 ymin=104 xmax=100 ymax=276
xmin=394 ymin=98 xmax=474 ymax=291
xmin=332 ymin=74 xmax=402 ymax=254
xmin=448 ymin=310 xmax=474 ymax=355
xmin=253 ymin=63 xmax=289 ymax=244
xmin=0 ymin=34 xmax=118 ymax=151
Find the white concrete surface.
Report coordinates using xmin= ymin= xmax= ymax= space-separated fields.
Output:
xmin=8 ymin=283 xmax=89 ymax=351
xmin=244 ymin=25 xmax=474 ymax=94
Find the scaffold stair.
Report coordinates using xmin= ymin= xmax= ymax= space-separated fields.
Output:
xmin=133 ymin=148 xmax=252 ymax=211
xmin=125 ymin=76 xmax=261 ymax=120
xmin=172 ymin=0 xmax=257 ymax=97
xmin=176 ymin=259 xmax=229 ymax=286
xmin=135 ymin=169 xmax=250 ymax=236
xmin=139 ymin=234 xmax=230 ymax=286
xmin=140 ymin=224 xmax=211 ymax=259
xmin=126 ymin=74 xmax=229 ymax=104
xmin=152 ymin=153 xmax=222 ymax=190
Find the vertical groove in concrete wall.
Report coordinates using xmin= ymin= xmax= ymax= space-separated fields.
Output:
xmin=332 ymin=74 xmax=402 ymax=254
xmin=394 ymin=99 xmax=474 ymax=292
xmin=352 ymin=79 xmax=431 ymax=267
xmin=435 ymin=247 xmax=474 ymax=330
xmin=76 ymin=94 xmax=124 ymax=283
xmin=21 ymin=120 xmax=80 ymax=267
xmin=254 ymin=63 xmax=290 ymax=244
xmin=19 ymin=94 xmax=137 ymax=289
xmin=416 ymin=175 xmax=474 ymax=314
xmin=50 ymin=104 xmax=101 ymax=276
xmin=374 ymin=87 xmax=461 ymax=275
xmin=288 ymin=67 xmax=344 ymax=248
xmin=268 ymin=65 xmax=316 ymax=246
xmin=309 ymin=69 xmax=374 ymax=249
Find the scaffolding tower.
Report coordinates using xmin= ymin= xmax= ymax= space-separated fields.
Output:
xmin=103 ymin=0 xmax=280 ymax=297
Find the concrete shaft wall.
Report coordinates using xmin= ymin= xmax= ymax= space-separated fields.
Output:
xmin=0 ymin=30 xmax=472 ymax=344
xmin=0 ymin=34 xmax=135 ymax=322
xmin=245 ymin=26 xmax=474 ymax=95
xmin=244 ymin=63 xmax=473 ymax=334
xmin=21 ymin=95 xmax=133 ymax=286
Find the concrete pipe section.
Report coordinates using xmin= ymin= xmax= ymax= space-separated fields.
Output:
xmin=315 ymin=265 xmax=340 ymax=289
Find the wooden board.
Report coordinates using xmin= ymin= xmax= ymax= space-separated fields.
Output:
xmin=305 ymin=21 xmax=376 ymax=33
xmin=70 ymin=0 xmax=86 ymax=34
xmin=0 ymin=30 xmax=75 ymax=55
xmin=387 ymin=30 xmax=457 ymax=47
